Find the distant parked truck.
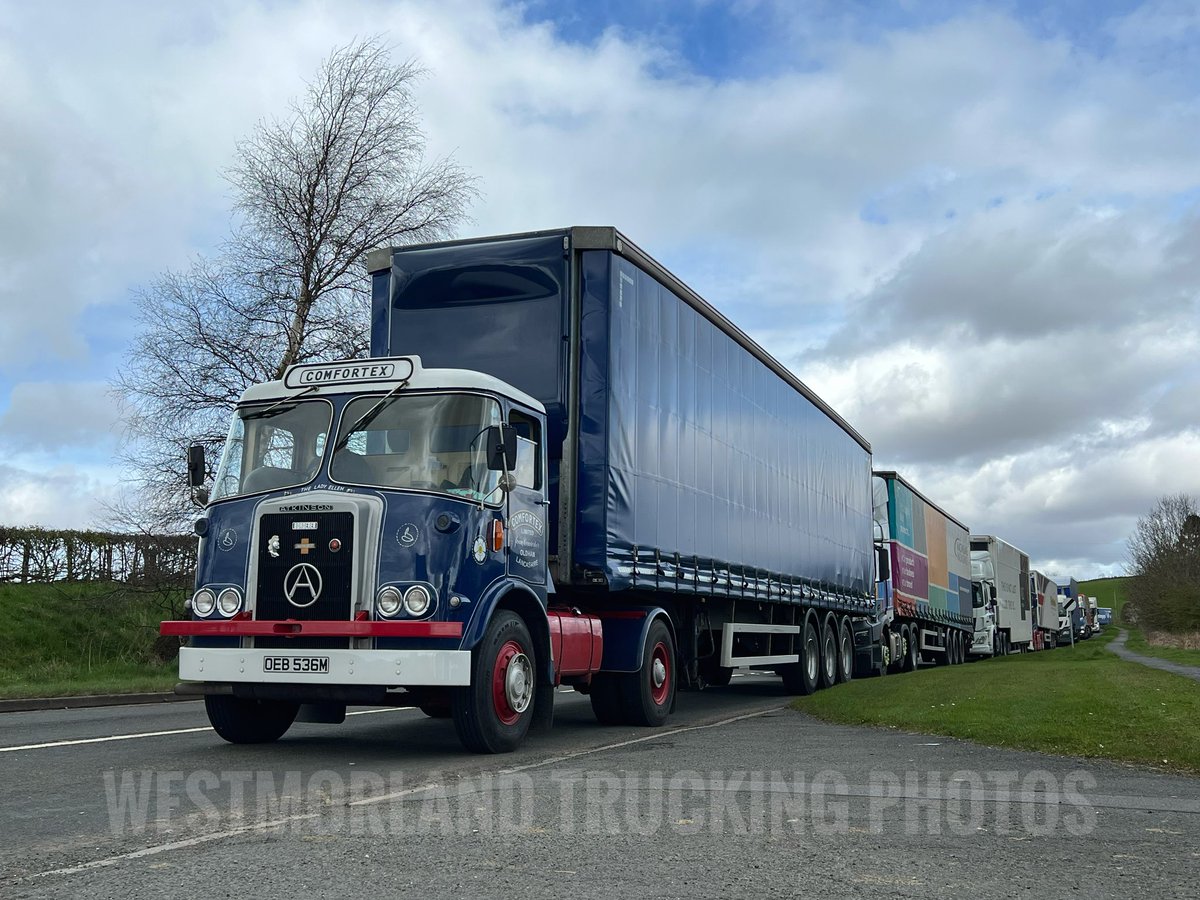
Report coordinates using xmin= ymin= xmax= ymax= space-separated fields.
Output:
xmin=970 ymin=536 xmax=1031 ymax=654
xmin=1053 ymin=577 xmax=1080 ymax=646
xmin=871 ymin=471 xmax=975 ymax=671
xmin=1088 ymin=597 xmax=1100 ymax=634
xmin=1097 ymin=607 xmax=1113 ymax=627
xmin=1030 ymin=571 xmax=1059 ymax=650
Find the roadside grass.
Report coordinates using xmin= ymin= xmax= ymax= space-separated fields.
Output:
xmin=792 ymin=630 xmax=1200 ymax=774
xmin=0 ymin=582 xmax=181 ymax=698
xmin=1082 ymin=575 xmax=1200 ymax=667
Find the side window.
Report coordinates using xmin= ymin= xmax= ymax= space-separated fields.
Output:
xmin=508 ymin=410 xmax=541 ymax=490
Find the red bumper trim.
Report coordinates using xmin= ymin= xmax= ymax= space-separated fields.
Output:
xmin=160 ymin=620 xmax=463 ymax=638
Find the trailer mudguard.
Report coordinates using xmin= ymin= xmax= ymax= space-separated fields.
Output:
xmin=595 ymin=606 xmax=674 ymax=673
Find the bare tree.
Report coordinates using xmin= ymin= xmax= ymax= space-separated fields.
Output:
xmin=112 ymin=38 xmax=476 ymax=529
xmin=1126 ymin=493 xmax=1200 ymax=632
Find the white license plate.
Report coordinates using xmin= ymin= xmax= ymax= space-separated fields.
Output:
xmin=263 ymin=655 xmax=330 ymax=674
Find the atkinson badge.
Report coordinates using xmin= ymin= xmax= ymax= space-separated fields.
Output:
xmin=283 ymin=563 xmax=323 ymax=608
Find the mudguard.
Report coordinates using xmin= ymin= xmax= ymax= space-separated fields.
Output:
xmin=461 ymin=579 xmax=554 ymax=683
xmin=596 ymin=606 xmax=673 ymax=673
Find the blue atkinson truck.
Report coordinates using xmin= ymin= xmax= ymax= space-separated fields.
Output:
xmin=163 ymin=227 xmax=876 ymax=754
xmin=871 ymin=472 xmax=974 ymax=671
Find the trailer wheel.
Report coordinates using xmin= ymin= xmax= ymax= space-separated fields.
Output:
xmin=952 ymin=631 xmax=963 ymax=664
xmin=781 ymin=619 xmax=820 ymax=694
xmin=904 ymin=625 xmax=919 ymax=672
xmin=452 ymin=610 xmax=536 ymax=753
xmin=819 ymin=620 xmax=838 ymax=689
xmin=622 ymin=618 xmax=675 ymax=726
xmin=835 ymin=618 xmax=854 ymax=684
xmin=588 ymin=673 xmax=626 ymax=725
xmin=204 ymin=695 xmax=299 ymax=744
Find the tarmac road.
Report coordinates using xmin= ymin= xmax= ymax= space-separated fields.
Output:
xmin=2 ymin=675 xmax=1198 ymax=899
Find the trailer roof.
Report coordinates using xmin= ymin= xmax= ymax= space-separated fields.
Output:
xmin=873 ymin=470 xmax=969 ymax=532
xmin=367 ymin=226 xmax=871 ymax=453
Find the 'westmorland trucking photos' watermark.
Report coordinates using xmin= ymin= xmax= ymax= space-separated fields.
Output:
xmin=103 ymin=768 xmax=1098 ymax=838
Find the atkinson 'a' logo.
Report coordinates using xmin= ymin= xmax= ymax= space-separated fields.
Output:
xmin=283 ymin=563 xmax=323 ymax=608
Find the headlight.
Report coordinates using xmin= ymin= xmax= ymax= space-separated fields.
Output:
xmin=192 ymin=588 xmax=216 ymax=617
xmin=377 ymin=586 xmax=403 ymax=618
xmin=404 ymin=585 xmax=432 ymax=617
xmin=217 ymin=587 xmax=242 ymax=617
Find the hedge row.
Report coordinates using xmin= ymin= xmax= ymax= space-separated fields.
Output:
xmin=0 ymin=527 xmax=196 ymax=585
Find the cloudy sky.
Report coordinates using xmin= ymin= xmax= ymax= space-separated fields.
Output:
xmin=2 ymin=0 xmax=1197 ymax=579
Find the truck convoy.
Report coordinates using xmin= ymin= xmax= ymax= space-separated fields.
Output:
xmin=969 ymin=536 xmax=1032 ymax=655
xmin=161 ymin=226 xmax=1075 ymax=754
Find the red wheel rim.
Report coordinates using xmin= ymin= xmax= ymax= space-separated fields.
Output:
xmin=491 ymin=639 xmax=531 ymax=726
xmin=649 ymin=640 xmax=671 ymax=706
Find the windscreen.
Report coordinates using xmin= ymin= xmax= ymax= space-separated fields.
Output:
xmin=212 ymin=400 xmax=333 ymax=501
xmin=330 ymin=393 xmax=503 ymax=502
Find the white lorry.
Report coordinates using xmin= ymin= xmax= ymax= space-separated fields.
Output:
xmin=969 ymin=535 xmax=1032 ymax=654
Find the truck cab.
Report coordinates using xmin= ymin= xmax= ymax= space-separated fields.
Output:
xmin=164 ymin=356 xmax=600 ymax=753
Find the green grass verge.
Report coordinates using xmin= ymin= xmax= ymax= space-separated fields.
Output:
xmin=792 ymin=630 xmax=1200 ymax=774
xmin=1081 ymin=575 xmax=1200 ymax=667
xmin=0 ymin=582 xmax=182 ymax=699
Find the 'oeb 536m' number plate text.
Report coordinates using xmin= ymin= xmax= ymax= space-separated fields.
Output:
xmin=263 ymin=656 xmax=329 ymax=674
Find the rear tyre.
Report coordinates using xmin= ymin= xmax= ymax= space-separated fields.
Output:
xmin=953 ymin=631 xmax=963 ymax=664
xmin=819 ymin=619 xmax=838 ymax=689
xmin=452 ymin=610 xmax=536 ymax=753
xmin=205 ymin=695 xmax=299 ymax=744
xmin=781 ymin=618 xmax=821 ymax=694
xmin=836 ymin=618 xmax=854 ymax=684
xmin=621 ymin=618 xmax=675 ymax=727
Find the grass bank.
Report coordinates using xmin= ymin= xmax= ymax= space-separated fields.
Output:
xmin=0 ymin=582 xmax=182 ymax=699
xmin=792 ymin=630 xmax=1200 ymax=774
xmin=1082 ymin=575 xmax=1200 ymax=667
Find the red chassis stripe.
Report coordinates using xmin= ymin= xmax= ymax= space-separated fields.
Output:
xmin=160 ymin=620 xmax=462 ymax=638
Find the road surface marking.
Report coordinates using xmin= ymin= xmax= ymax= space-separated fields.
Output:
xmin=0 ymin=706 xmax=412 ymax=753
xmin=24 ymin=705 xmax=789 ymax=880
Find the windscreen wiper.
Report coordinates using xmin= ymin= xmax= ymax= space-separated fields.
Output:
xmin=333 ymin=380 xmax=410 ymax=452
xmin=241 ymin=386 xmax=318 ymax=420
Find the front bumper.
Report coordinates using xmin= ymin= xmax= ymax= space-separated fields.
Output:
xmin=968 ymin=631 xmax=994 ymax=655
xmin=178 ymin=646 xmax=471 ymax=686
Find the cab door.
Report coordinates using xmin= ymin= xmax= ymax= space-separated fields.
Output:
xmin=506 ymin=409 xmax=547 ymax=587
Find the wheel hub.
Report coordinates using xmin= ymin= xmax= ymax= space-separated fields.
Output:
xmin=505 ymin=652 xmax=532 ymax=714
xmin=651 ymin=657 xmax=666 ymax=688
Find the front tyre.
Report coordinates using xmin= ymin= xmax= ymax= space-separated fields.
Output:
xmin=452 ymin=610 xmax=536 ymax=753
xmin=204 ymin=695 xmax=299 ymax=744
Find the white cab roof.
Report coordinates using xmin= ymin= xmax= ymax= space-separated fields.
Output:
xmin=237 ymin=356 xmax=545 ymax=412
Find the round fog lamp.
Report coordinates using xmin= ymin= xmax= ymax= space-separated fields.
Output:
xmin=377 ymin=586 xmax=403 ymax=617
xmin=192 ymin=588 xmax=216 ymax=617
xmin=404 ymin=585 xmax=431 ymax=617
xmin=217 ymin=588 xmax=242 ymax=617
